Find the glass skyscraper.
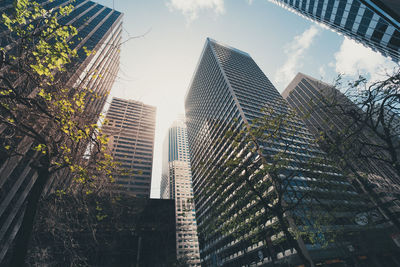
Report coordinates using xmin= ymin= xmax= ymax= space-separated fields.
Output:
xmin=185 ymin=38 xmax=398 ymax=266
xmin=0 ymin=1 xmax=122 ymax=263
xmin=282 ymin=72 xmax=400 ymax=226
xmin=102 ymin=97 xmax=156 ymax=198
xmin=161 ymin=117 xmax=201 ymax=266
xmin=271 ymin=0 xmax=400 ymax=61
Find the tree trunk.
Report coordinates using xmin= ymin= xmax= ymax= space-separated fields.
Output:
xmin=265 ymin=233 xmax=277 ymax=266
xmin=276 ymin=212 xmax=314 ymax=267
xmin=8 ymin=167 xmax=51 ymax=267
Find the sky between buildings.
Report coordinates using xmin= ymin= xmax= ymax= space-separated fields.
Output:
xmin=95 ymin=0 xmax=397 ymax=198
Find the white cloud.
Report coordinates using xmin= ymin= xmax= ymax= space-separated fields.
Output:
xmin=318 ymin=65 xmax=326 ymax=78
xmin=334 ymin=37 xmax=397 ymax=82
xmin=275 ymin=25 xmax=320 ymax=91
xmin=166 ymin=0 xmax=225 ymax=22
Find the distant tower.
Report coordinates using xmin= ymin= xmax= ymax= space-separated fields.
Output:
xmin=271 ymin=0 xmax=400 ymax=61
xmin=161 ymin=117 xmax=201 ymax=266
xmin=282 ymin=72 xmax=400 ymax=224
xmin=102 ymin=97 xmax=156 ymax=198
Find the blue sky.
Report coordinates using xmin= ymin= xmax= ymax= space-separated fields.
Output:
xmin=95 ymin=0 xmax=395 ymax=198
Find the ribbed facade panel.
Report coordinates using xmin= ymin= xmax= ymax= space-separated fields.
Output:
xmin=271 ymin=0 xmax=400 ymax=61
xmin=102 ymin=98 xmax=156 ymax=198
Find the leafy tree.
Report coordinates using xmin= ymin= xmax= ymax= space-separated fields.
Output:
xmin=26 ymin=176 xmax=122 ymax=266
xmin=294 ymin=72 xmax=400 ymax=231
xmin=335 ymin=71 xmax=400 ymax=176
xmin=27 ymin=181 xmax=177 ymax=267
xmin=0 ymin=1 xmax=119 ymax=265
xmin=173 ymin=255 xmax=191 ymax=267
xmin=195 ymin=106 xmax=367 ymax=267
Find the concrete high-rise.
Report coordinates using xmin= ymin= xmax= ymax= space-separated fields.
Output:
xmin=282 ymin=72 xmax=400 ymax=226
xmin=0 ymin=0 xmax=122 ymax=263
xmin=160 ymin=118 xmax=201 ymax=266
xmin=102 ymin=97 xmax=156 ymax=198
xmin=184 ymin=38 xmax=399 ymax=266
xmin=271 ymin=0 xmax=400 ymax=61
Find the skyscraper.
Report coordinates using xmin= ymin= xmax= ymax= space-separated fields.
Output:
xmin=271 ymin=0 xmax=400 ymax=61
xmin=102 ymin=97 xmax=156 ymax=198
xmin=185 ymin=38 xmax=398 ymax=266
xmin=0 ymin=1 xmax=122 ymax=262
xmin=160 ymin=118 xmax=201 ymax=266
xmin=282 ymin=72 xmax=400 ymax=225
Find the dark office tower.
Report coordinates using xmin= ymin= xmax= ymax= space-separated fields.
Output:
xmin=102 ymin=97 xmax=156 ymax=198
xmin=0 ymin=0 xmax=122 ymax=263
xmin=160 ymin=118 xmax=201 ymax=267
xmin=271 ymin=0 xmax=400 ymax=61
xmin=282 ymin=73 xmax=400 ymax=221
xmin=185 ymin=38 xmax=399 ymax=266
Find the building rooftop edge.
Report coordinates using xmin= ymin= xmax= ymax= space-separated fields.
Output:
xmin=184 ymin=38 xmax=251 ymax=104
xmin=282 ymin=73 xmax=304 ymax=99
xmin=207 ymin=37 xmax=251 ymax=58
xmin=282 ymin=72 xmax=334 ymax=99
xmin=184 ymin=38 xmax=210 ymax=104
xmin=111 ymin=96 xmax=157 ymax=109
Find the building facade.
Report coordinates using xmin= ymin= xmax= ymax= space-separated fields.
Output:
xmin=102 ymin=97 xmax=156 ymax=198
xmin=0 ymin=0 xmax=122 ymax=263
xmin=271 ymin=0 xmax=400 ymax=61
xmin=185 ymin=38 xmax=398 ymax=266
xmin=282 ymin=72 xmax=400 ymax=227
xmin=160 ymin=118 xmax=201 ymax=266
